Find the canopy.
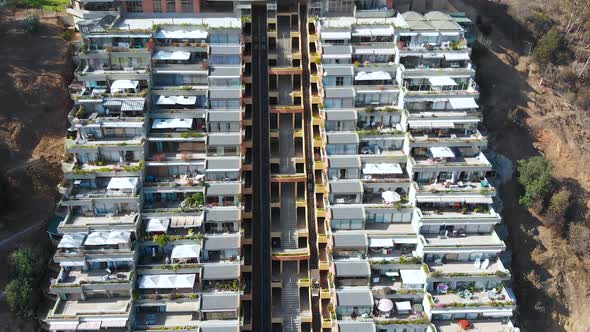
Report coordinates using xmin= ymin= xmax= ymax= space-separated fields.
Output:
xmin=110 ymin=80 xmax=139 ymax=91
xmin=58 ymin=233 xmax=86 ymax=248
xmin=429 ymin=146 xmax=455 ymax=158
xmin=363 ymin=163 xmax=402 ymax=175
xmin=449 ymin=97 xmax=479 ymax=109
xmin=408 ymin=120 xmax=456 ymax=129
xmin=381 ymin=191 xmax=401 ymax=203
xmin=352 ymin=26 xmax=394 ymax=37
xmin=400 ymin=269 xmax=426 ymax=285
xmin=138 ymin=274 xmax=196 ymax=289
xmin=84 ymin=231 xmax=130 ymax=246
xmin=171 ymin=244 xmax=201 ymax=259
xmin=395 ymin=301 xmax=412 ymax=312
xmin=156 ymin=29 xmax=208 ymax=39
xmin=428 ymin=76 xmax=457 ymax=86
xmin=152 ymin=118 xmax=193 ymax=129
xmin=153 ymin=50 xmax=191 ymax=61
xmin=107 ymin=177 xmax=138 ymax=190
xmin=377 ymin=298 xmax=394 ymax=312
xmin=155 ymin=95 xmax=197 ymax=106
xmin=171 ymin=215 xmax=203 ymax=228
xmin=444 ymin=52 xmax=470 ymax=61
xmin=355 ymin=71 xmax=391 ymax=81
xmin=369 ymin=238 xmax=394 ymax=248
xmin=147 ymin=218 xmax=170 ymax=233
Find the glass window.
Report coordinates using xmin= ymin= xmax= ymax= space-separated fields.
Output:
xmin=166 ymin=0 xmax=175 ymax=12
xmin=127 ymin=0 xmax=143 ymax=12
xmin=181 ymin=0 xmax=193 ymax=12
xmin=153 ymin=0 xmax=162 ymax=12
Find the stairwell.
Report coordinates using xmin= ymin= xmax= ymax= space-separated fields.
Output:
xmin=282 ymin=261 xmax=301 ymax=332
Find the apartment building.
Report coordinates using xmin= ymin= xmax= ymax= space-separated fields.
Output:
xmin=313 ymin=2 xmax=518 ymax=332
xmin=47 ymin=1 xmax=253 ymax=331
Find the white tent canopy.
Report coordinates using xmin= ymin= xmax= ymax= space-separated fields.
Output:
xmin=428 ymin=76 xmax=457 ymax=86
xmin=381 ymin=191 xmax=401 ymax=203
xmin=355 ymin=71 xmax=392 ymax=81
xmin=110 ymin=80 xmax=139 ymax=92
xmin=449 ymin=97 xmax=479 ymax=109
xmin=147 ymin=218 xmax=170 ymax=233
xmin=107 ymin=177 xmax=139 ymax=190
xmin=155 ymin=95 xmax=197 ymax=106
xmin=444 ymin=52 xmax=470 ymax=61
xmin=363 ymin=163 xmax=402 ymax=175
xmin=156 ymin=29 xmax=208 ymax=39
xmin=321 ymin=31 xmax=352 ymax=40
xmin=138 ymin=274 xmax=196 ymax=289
xmin=152 ymin=118 xmax=193 ymax=129
xmin=153 ymin=50 xmax=191 ymax=60
xmin=58 ymin=233 xmax=86 ymax=248
xmin=171 ymin=244 xmax=201 ymax=259
xmin=429 ymin=146 xmax=455 ymax=158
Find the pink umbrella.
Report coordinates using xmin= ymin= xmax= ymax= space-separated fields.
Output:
xmin=377 ymin=298 xmax=394 ymax=312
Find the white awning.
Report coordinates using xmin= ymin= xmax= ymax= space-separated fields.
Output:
xmin=323 ymin=54 xmax=352 ymax=59
xmin=58 ymin=233 xmax=86 ymax=248
xmin=138 ymin=274 xmax=196 ymax=289
xmin=352 ymin=28 xmax=372 ymax=37
xmin=421 ymin=32 xmax=439 ymax=37
xmin=153 ymin=50 xmax=191 ymax=61
xmin=395 ymin=301 xmax=413 ymax=312
xmin=156 ymin=29 xmax=208 ymax=39
xmin=464 ymin=196 xmax=494 ymax=204
xmin=355 ymin=71 xmax=392 ymax=81
xmin=152 ymin=118 xmax=193 ymax=129
xmin=409 ymin=120 xmax=455 ymax=129
xmin=147 ymin=218 xmax=170 ymax=233
xmin=48 ymin=322 xmax=79 ymax=331
xmin=363 ymin=163 xmax=402 ymax=175
xmin=449 ymin=97 xmax=479 ymax=109
xmin=60 ymin=261 xmax=85 ymax=267
xmin=369 ymin=238 xmax=394 ymax=248
xmin=399 ymin=32 xmax=418 ymax=36
xmin=84 ymin=231 xmax=130 ymax=245
xmin=429 ymin=146 xmax=455 ymax=158
xmin=371 ymin=27 xmax=395 ymax=36
xmin=400 ymin=269 xmax=426 ymax=284
xmin=100 ymin=319 xmax=128 ymax=328
xmin=77 ymin=321 xmax=102 ymax=330
xmin=394 ymin=237 xmax=418 ymax=244
xmin=422 ymin=53 xmax=444 ymax=58
xmin=444 ymin=52 xmax=470 ymax=61
xmin=155 ymin=95 xmax=176 ymax=105
xmin=170 ymin=215 xmax=203 ymax=228
xmin=107 ymin=177 xmax=138 ymax=190
xmin=171 ymin=244 xmax=201 ymax=259
xmin=441 ymin=31 xmax=461 ymax=36
xmin=110 ymin=80 xmax=139 ymax=91
xmin=428 ymin=76 xmax=457 ymax=86
xmin=321 ymin=31 xmax=352 ymax=40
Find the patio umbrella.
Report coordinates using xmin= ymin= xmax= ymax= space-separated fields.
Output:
xmin=381 ymin=191 xmax=401 ymax=203
xmin=377 ymin=298 xmax=394 ymax=312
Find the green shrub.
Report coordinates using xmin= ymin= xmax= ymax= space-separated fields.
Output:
xmin=62 ymin=30 xmax=73 ymax=41
xmin=517 ymin=156 xmax=555 ymax=208
xmin=548 ymin=189 xmax=570 ymax=217
xmin=5 ymin=279 xmax=35 ymax=318
xmin=152 ymin=234 xmax=168 ymax=247
xmin=527 ymin=11 xmax=553 ymax=37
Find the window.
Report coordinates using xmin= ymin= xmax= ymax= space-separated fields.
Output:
xmin=166 ymin=0 xmax=175 ymax=12
xmin=336 ymin=77 xmax=344 ymax=86
xmin=126 ymin=0 xmax=143 ymax=12
xmin=153 ymin=0 xmax=162 ymax=12
xmin=181 ymin=0 xmax=193 ymax=12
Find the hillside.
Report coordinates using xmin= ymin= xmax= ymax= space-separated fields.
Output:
xmin=449 ymin=0 xmax=590 ymax=331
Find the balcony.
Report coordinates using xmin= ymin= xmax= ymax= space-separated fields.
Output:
xmin=48 ymin=297 xmax=131 ymax=318
xmin=427 ymin=259 xmax=510 ymax=279
xmin=409 ymin=129 xmax=487 ymax=148
xmin=420 ymin=232 xmax=506 ymax=253
xmin=410 ymin=152 xmax=492 ymax=170
xmin=51 ymin=267 xmax=132 ymax=289
xmin=403 ymin=79 xmax=478 ymax=96
xmin=415 ymin=178 xmax=496 ymax=195
xmin=430 ymin=286 xmax=516 ymax=310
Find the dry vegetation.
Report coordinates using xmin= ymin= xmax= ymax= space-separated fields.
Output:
xmin=448 ymin=0 xmax=590 ymax=331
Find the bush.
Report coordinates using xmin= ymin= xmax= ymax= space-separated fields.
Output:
xmin=527 ymin=11 xmax=554 ymax=37
xmin=12 ymin=248 xmax=41 ymax=280
xmin=568 ymin=223 xmax=590 ymax=256
xmin=62 ymin=30 xmax=73 ymax=41
xmin=23 ymin=16 xmax=41 ymax=34
xmin=517 ymin=156 xmax=555 ymax=208
xmin=5 ymin=279 xmax=35 ymax=318
xmin=548 ymin=189 xmax=571 ymax=217
xmin=575 ymin=89 xmax=590 ymax=109
xmin=532 ymin=28 xmax=564 ymax=67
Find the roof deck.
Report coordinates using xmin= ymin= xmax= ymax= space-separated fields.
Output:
xmin=434 ymin=319 xmax=516 ymax=332
xmin=51 ymin=297 xmax=131 ymax=317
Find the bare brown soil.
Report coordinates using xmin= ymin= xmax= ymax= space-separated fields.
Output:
xmin=450 ymin=0 xmax=590 ymax=331
xmin=0 ymin=12 xmax=73 ymax=331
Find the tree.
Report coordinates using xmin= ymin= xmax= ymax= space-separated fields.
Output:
xmin=5 ymin=278 xmax=35 ymax=318
xmin=517 ymin=156 xmax=555 ymax=209
xmin=532 ymin=28 xmax=564 ymax=67
xmin=11 ymin=248 xmax=40 ymax=280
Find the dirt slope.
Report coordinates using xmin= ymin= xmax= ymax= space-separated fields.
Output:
xmin=449 ymin=0 xmax=590 ymax=331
